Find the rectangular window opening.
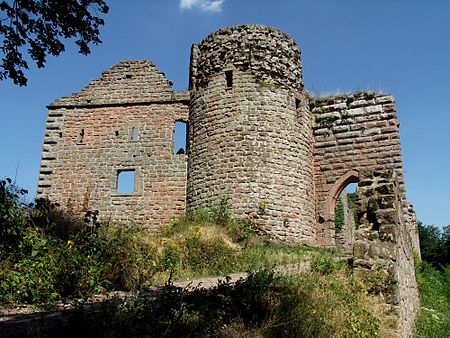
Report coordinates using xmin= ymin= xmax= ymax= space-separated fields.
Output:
xmin=117 ymin=169 xmax=135 ymax=194
xmin=77 ymin=128 xmax=85 ymax=144
xmin=225 ymin=70 xmax=233 ymax=88
xmin=174 ymin=121 xmax=187 ymax=155
xmin=295 ymin=98 xmax=301 ymax=109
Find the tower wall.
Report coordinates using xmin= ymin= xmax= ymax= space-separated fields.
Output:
xmin=187 ymin=25 xmax=315 ymax=242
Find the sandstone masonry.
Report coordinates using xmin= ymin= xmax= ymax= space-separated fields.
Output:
xmin=38 ymin=25 xmax=419 ymax=335
xmin=39 ymin=61 xmax=189 ymax=228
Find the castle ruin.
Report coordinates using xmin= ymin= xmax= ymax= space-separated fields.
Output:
xmin=38 ymin=25 xmax=419 ymax=336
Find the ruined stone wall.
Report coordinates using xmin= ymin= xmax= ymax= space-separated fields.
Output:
xmin=311 ymin=92 xmax=415 ymax=246
xmin=37 ymin=25 xmax=419 ymax=253
xmin=335 ymin=190 xmax=355 ymax=252
xmin=189 ymin=24 xmax=303 ymax=92
xmin=353 ymin=170 xmax=419 ymax=337
xmin=38 ymin=61 xmax=188 ymax=227
xmin=187 ymin=25 xmax=315 ymax=243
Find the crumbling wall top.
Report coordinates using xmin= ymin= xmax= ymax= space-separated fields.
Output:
xmin=190 ymin=24 xmax=303 ymax=91
xmin=49 ymin=60 xmax=181 ymax=108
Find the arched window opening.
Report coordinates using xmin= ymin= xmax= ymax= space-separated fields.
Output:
xmin=174 ymin=121 xmax=187 ymax=156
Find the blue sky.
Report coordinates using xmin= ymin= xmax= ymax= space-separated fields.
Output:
xmin=1 ymin=0 xmax=449 ymax=228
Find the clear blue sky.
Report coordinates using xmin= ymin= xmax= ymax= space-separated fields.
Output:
xmin=1 ymin=0 xmax=449 ymax=228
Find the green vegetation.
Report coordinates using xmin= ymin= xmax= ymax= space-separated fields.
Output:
xmin=256 ymin=79 xmax=273 ymax=89
xmin=415 ymin=222 xmax=450 ymax=337
xmin=335 ymin=199 xmax=345 ymax=232
xmin=415 ymin=263 xmax=450 ymax=337
xmin=316 ymin=115 xmax=339 ymax=129
xmin=0 ymin=180 xmax=332 ymax=308
xmin=5 ymin=177 xmax=450 ymax=337
xmin=53 ymin=266 xmax=381 ymax=337
xmin=0 ymin=0 xmax=109 ymax=86
xmin=417 ymin=222 xmax=450 ymax=269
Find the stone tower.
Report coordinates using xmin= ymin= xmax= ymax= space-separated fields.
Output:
xmin=187 ymin=25 xmax=316 ymax=242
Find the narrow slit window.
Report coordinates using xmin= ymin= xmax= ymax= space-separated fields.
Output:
xmin=117 ymin=170 xmax=135 ymax=194
xmin=78 ymin=128 xmax=85 ymax=144
xmin=130 ymin=126 xmax=138 ymax=142
xmin=173 ymin=121 xmax=187 ymax=155
xmin=296 ymin=98 xmax=303 ymax=123
xmin=225 ymin=70 xmax=233 ymax=88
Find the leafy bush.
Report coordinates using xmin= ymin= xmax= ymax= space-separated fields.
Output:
xmin=0 ymin=197 xmax=159 ymax=305
xmin=0 ymin=178 xmax=28 ymax=257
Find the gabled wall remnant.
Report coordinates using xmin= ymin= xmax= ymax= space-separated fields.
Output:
xmin=38 ymin=24 xmax=420 ymax=335
xmin=38 ymin=61 xmax=188 ymax=227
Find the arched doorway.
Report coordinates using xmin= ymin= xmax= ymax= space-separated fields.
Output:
xmin=321 ymin=170 xmax=359 ymax=249
xmin=334 ymin=182 xmax=357 ymax=251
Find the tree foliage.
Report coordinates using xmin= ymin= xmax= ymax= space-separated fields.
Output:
xmin=418 ymin=222 xmax=450 ymax=269
xmin=0 ymin=0 xmax=109 ymax=86
xmin=0 ymin=177 xmax=27 ymax=257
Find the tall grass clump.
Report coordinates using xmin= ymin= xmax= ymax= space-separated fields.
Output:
xmin=152 ymin=197 xmax=257 ymax=282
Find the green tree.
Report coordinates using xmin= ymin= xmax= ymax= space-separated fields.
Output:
xmin=0 ymin=0 xmax=109 ymax=86
xmin=442 ymin=225 xmax=450 ymax=264
xmin=418 ymin=222 xmax=448 ymax=268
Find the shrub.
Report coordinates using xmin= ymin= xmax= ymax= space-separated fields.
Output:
xmin=55 ymin=268 xmax=381 ymax=338
xmin=310 ymin=251 xmax=344 ymax=275
xmin=0 ymin=178 xmax=28 ymax=258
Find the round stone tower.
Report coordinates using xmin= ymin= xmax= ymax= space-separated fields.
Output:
xmin=187 ymin=24 xmax=315 ymax=243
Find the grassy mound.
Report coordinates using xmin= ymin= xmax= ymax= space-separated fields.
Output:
xmin=0 ymin=190 xmax=327 ymax=306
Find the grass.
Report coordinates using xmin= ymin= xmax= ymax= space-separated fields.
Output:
xmin=49 ymin=266 xmax=383 ymax=338
xmin=415 ymin=263 xmax=450 ymax=337
xmin=0 ymin=194 xmax=389 ymax=337
xmin=0 ymin=195 xmax=337 ymax=307
xmin=144 ymin=208 xmax=332 ymax=285
xmin=5 ymin=184 xmax=442 ymax=337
